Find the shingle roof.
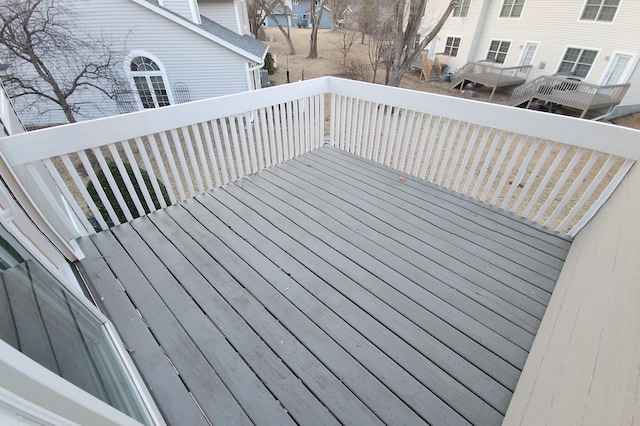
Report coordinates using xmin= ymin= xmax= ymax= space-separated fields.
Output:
xmin=199 ymin=15 xmax=268 ymax=59
xmin=138 ymin=0 xmax=268 ymax=61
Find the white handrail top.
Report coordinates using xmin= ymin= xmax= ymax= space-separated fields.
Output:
xmin=326 ymin=78 xmax=640 ymax=159
xmin=2 ymin=77 xmax=640 ymax=165
xmin=0 ymin=78 xmax=329 ymax=166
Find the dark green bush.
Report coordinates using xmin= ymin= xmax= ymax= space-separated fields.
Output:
xmin=263 ymin=52 xmax=276 ymax=75
xmin=86 ymin=162 xmax=170 ymax=226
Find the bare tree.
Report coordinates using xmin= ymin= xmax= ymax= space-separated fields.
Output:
xmin=354 ymin=0 xmax=379 ymax=44
xmin=387 ymin=0 xmax=458 ymax=86
xmin=0 ymin=0 xmax=128 ymax=123
xmin=365 ymin=9 xmax=394 ymax=84
xmin=307 ymin=0 xmax=326 ymax=59
xmin=267 ymin=0 xmax=296 ymax=55
xmin=248 ymin=0 xmax=279 ymax=39
xmin=326 ymin=0 xmax=348 ymax=31
xmin=334 ymin=15 xmax=359 ymax=68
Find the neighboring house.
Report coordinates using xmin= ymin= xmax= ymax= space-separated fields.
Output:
xmin=264 ymin=2 xmax=294 ymax=28
xmin=426 ymin=0 xmax=640 ymax=116
xmin=9 ymin=0 xmax=268 ymax=126
xmin=289 ymin=0 xmax=332 ymax=28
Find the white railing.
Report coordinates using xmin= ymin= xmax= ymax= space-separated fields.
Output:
xmin=0 ymin=77 xmax=638 ymax=240
xmin=0 ymin=79 xmax=326 ymax=236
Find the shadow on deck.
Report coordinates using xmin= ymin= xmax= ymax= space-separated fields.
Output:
xmin=76 ymin=146 xmax=571 ymax=425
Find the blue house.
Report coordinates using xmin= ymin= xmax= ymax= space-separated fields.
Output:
xmin=266 ymin=0 xmax=332 ymax=29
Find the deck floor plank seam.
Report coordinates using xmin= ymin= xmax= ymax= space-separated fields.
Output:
xmin=266 ymin=161 xmax=550 ymax=320
xmin=161 ymin=202 xmax=431 ymax=425
xmin=87 ymin=228 xmax=257 ymax=426
xmin=145 ymin=208 xmax=380 ymax=426
xmin=76 ymin=146 xmax=572 ymax=426
xmin=76 ymin=237 xmax=212 ymax=426
xmin=218 ymin=178 xmax=526 ymax=389
xmin=322 ymin=145 xmax=572 ymax=257
xmin=111 ymin=221 xmax=301 ymax=426
xmin=311 ymin=147 xmax=567 ymax=274
xmin=198 ymin=190 xmax=508 ymax=419
xmin=238 ymin=170 xmax=537 ymax=352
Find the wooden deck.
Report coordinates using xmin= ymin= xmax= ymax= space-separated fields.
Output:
xmin=76 ymin=146 xmax=572 ymax=426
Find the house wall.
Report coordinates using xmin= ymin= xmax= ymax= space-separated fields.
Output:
xmin=266 ymin=14 xmax=292 ymax=28
xmin=198 ymin=1 xmax=239 ymax=31
xmin=291 ymin=1 xmax=331 ymax=28
xmin=162 ymin=0 xmax=200 ymax=22
xmin=504 ymin=157 xmax=640 ymax=425
xmin=12 ymin=0 xmax=254 ymax=125
xmin=431 ymin=0 xmax=640 ymax=109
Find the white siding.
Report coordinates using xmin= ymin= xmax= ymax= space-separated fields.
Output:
xmin=198 ymin=2 xmax=239 ymax=31
xmin=617 ymin=59 xmax=640 ymax=111
xmin=424 ymin=0 xmax=490 ymax=73
xmin=12 ymin=0 xmax=253 ymax=125
xmin=431 ymin=0 xmax=640 ymax=109
xmin=161 ymin=0 xmax=200 ymax=22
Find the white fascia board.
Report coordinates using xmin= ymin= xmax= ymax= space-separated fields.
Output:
xmin=130 ymin=0 xmax=263 ymax=63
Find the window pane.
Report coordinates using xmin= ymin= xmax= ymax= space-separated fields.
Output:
xmin=0 ymin=227 xmax=149 ymax=425
xmin=581 ymin=0 xmax=618 ymax=21
xmin=445 ymin=37 xmax=461 ymax=57
xmin=563 ymin=48 xmax=580 ymax=62
xmin=558 ymin=62 xmax=574 ymax=74
xmin=150 ymin=76 xmax=170 ymax=107
xmin=573 ymin=64 xmax=591 ymax=78
xmin=134 ymin=76 xmax=155 ymax=109
xmin=511 ymin=4 xmax=523 ymax=16
xmin=598 ymin=5 xmax=617 ymax=20
xmin=579 ymin=50 xmax=597 ymax=65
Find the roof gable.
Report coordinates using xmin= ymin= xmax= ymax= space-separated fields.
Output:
xmin=131 ymin=0 xmax=268 ymax=62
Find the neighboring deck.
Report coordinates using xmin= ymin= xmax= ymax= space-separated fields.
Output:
xmin=509 ymin=74 xmax=630 ymax=119
xmin=451 ymin=61 xmax=532 ymax=101
xmin=76 ymin=146 xmax=572 ymax=426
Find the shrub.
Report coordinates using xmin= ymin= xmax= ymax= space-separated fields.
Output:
xmin=263 ymin=52 xmax=276 ymax=75
xmin=341 ymin=59 xmax=371 ymax=82
xmin=86 ymin=162 xmax=170 ymax=226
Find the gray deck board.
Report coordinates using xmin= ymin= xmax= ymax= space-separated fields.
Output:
xmin=228 ymin=176 xmax=528 ymax=379
xmin=78 ymin=237 xmax=219 ymax=426
xmin=77 ymin=146 xmax=571 ymax=426
xmin=266 ymin=161 xmax=549 ymax=322
xmin=199 ymin=190 xmax=505 ymax=420
xmin=317 ymin=146 xmax=570 ymax=268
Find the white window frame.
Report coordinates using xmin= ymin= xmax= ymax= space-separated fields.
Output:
xmin=557 ymin=46 xmax=599 ymax=79
xmin=499 ymin=0 xmax=525 ymax=17
xmin=452 ymin=0 xmax=471 ymax=17
xmin=444 ymin=36 xmax=462 ymax=57
xmin=292 ymin=0 xmax=298 ymax=4
xmin=487 ymin=40 xmax=511 ymax=63
xmin=125 ymin=51 xmax=174 ymax=111
xmin=517 ymin=41 xmax=539 ymax=66
xmin=580 ymin=0 xmax=620 ymax=22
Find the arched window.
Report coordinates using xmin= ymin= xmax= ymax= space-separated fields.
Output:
xmin=129 ymin=56 xmax=171 ymax=109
